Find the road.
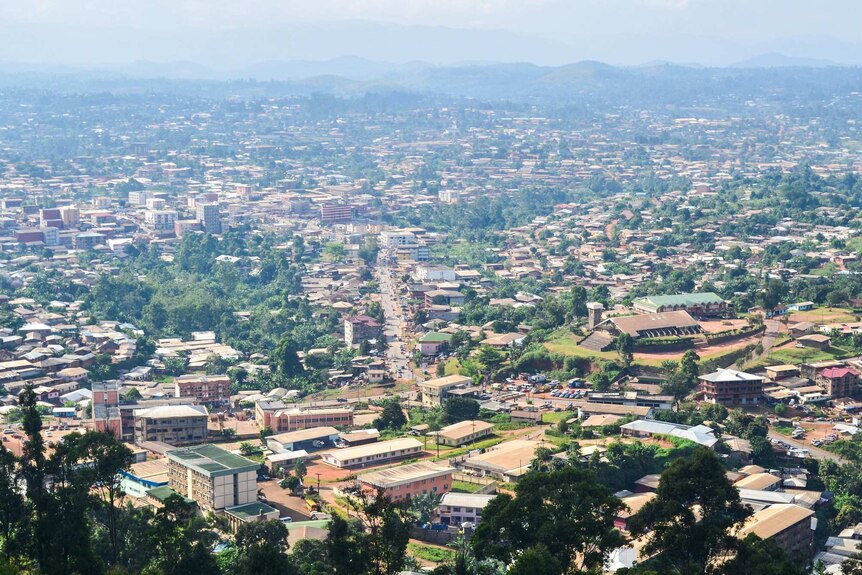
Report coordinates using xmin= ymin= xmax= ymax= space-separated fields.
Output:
xmin=376 ymin=252 xmax=412 ymax=381
xmin=767 ymin=430 xmax=847 ymax=464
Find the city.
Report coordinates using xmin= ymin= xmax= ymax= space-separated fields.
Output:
xmin=1 ymin=2 xmax=862 ymax=575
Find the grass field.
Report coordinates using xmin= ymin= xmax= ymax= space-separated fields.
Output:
xmin=432 ymin=436 xmax=505 ymax=461
xmin=542 ymin=411 xmax=575 ymax=424
xmin=408 ymin=542 xmax=455 ymax=564
xmin=747 ymin=343 xmax=851 ymax=369
xmin=451 ymin=480 xmax=486 ymax=493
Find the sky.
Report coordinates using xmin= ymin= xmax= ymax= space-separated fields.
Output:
xmin=0 ymin=0 xmax=859 ymax=67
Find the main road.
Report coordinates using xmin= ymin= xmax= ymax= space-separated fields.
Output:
xmin=766 ymin=430 xmax=847 ymax=464
xmin=376 ymin=251 xmax=412 ymax=382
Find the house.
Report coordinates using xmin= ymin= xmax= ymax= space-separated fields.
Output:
xmin=479 ymin=333 xmax=526 ymax=348
xmin=797 ymin=334 xmax=831 ymax=350
xmin=620 ymin=419 xmax=718 ymax=448
xmin=358 ymin=461 xmax=455 ymax=501
xmin=437 ymin=493 xmax=497 ymax=526
xmin=789 ymin=322 xmax=816 ymax=339
xmin=418 ymin=332 xmax=453 ymax=356
xmin=424 ymin=289 xmax=465 ymax=309
xmin=419 ymin=375 xmax=472 ymax=406
xmin=631 ymin=292 xmax=728 ymax=317
xmin=321 ymin=438 xmax=423 ymax=469
xmin=615 ymin=493 xmax=656 ymax=531
xmin=815 ymin=367 xmax=860 ymax=398
xmin=434 ymin=420 xmax=495 ymax=447
xmin=699 ymin=368 xmax=764 ymax=406
xmin=765 ymin=365 xmax=800 ymax=380
xmin=734 ymin=472 xmax=782 ymax=492
xmin=460 ymin=440 xmax=542 ymax=482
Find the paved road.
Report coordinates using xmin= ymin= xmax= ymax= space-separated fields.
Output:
xmin=376 ymin=252 xmax=412 ymax=381
xmin=767 ymin=430 xmax=847 ymax=464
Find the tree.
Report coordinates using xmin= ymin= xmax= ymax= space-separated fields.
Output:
xmin=0 ymin=444 xmax=24 ymax=562
xmin=570 ymin=286 xmax=588 ymax=322
xmin=473 ymin=466 xmax=624 ymax=572
xmin=326 ymin=515 xmax=371 ymax=575
xmin=616 ymin=333 xmax=634 ymax=368
xmin=757 ymin=278 xmax=787 ymax=314
xmin=374 ymin=400 xmax=407 ymax=431
xmin=476 ymin=345 xmax=505 ymax=374
xmin=508 ymin=545 xmax=562 ymax=575
xmin=233 ymin=519 xmax=294 ymax=575
xmin=718 ymin=534 xmax=807 ymax=575
xmin=774 ymin=403 xmax=788 ymax=416
xmin=443 ymin=397 xmax=480 ymax=424
xmin=78 ymin=432 xmax=134 ymax=564
xmin=351 ymin=492 xmax=411 ymax=575
xmin=627 ymin=449 xmax=748 ymax=574
xmin=409 ymin=492 xmax=439 ymax=525
xmin=204 ymin=354 xmax=230 ymax=375
xmin=323 ymin=242 xmax=347 ymax=262
xmin=274 ymin=335 xmax=304 ymax=377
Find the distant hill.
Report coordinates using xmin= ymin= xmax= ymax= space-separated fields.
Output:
xmin=731 ymin=52 xmax=840 ymax=68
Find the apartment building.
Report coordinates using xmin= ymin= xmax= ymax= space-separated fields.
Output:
xmin=419 ymin=375 xmax=472 ymax=407
xmin=174 ymin=374 xmax=231 ymax=406
xmin=699 ymin=368 xmax=764 ymax=406
xmin=255 ymin=402 xmax=354 ymax=433
xmin=438 ymin=493 xmax=497 ymax=526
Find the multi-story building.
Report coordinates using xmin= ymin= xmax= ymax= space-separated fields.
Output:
xmin=196 ymin=203 xmax=222 ymax=234
xmin=358 ymin=461 xmax=454 ymax=501
xmin=378 ymin=230 xmax=417 ymax=248
xmin=166 ymin=444 xmax=259 ymax=511
xmin=59 ymin=206 xmax=80 ymax=228
xmin=699 ymin=368 xmax=764 ymax=406
xmin=91 ymin=381 xmax=122 ymax=439
xmin=419 ymin=375 xmax=472 ymax=407
xmin=437 ymin=493 xmax=497 ymax=526
xmin=128 ymin=190 xmax=151 ymax=206
xmin=815 ymin=366 xmax=859 ymax=398
xmin=255 ymin=402 xmax=354 ymax=433
xmin=344 ymin=315 xmax=383 ymax=346
xmin=735 ymin=504 xmax=815 ymax=560
xmin=320 ymin=203 xmax=353 ymax=224
xmin=145 ymin=209 xmax=177 ymax=232
xmin=174 ymin=374 xmax=231 ymax=406
xmin=133 ymin=405 xmax=209 ymax=446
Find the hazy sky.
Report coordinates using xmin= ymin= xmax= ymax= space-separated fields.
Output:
xmin=0 ymin=0 xmax=859 ymax=66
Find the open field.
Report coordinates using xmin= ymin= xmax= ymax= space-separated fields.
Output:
xmin=788 ymin=307 xmax=859 ymax=325
xmin=408 ymin=542 xmax=455 ymax=564
xmin=542 ymin=410 xmax=575 ymax=424
xmin=746 ymin=341 xmax=852 ymax=369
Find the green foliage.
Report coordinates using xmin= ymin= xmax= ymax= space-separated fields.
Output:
xmin=373 ymin=400 xmax=407 ymax=431
xmin=443 ymin=397 xmax=480 ymax=424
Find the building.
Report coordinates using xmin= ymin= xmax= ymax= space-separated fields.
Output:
xmin=434 ymin=420 xmax=495 ymax=447
xmin=145 ymin=209 xmax=177 ymax=232
xmin=265 ymin=426 xmax=340 ymax=452
xmin=344 ymin=315 xmax=383 ymax=346
xmin=797 ymin=334 xmax=831 ymax=350
xmin=59 ymin=206 xmax=80 ymax=228
xmin=92 ymin=381 xmax=122 ymax=439
xmin=631 ymin=292 xmax=728 ymax=317
xmin=735 ymin=504 xmax=815 ymax=560
xmin=174 ymin=374 xmax=231 ymax=406
xmin=620 ymin=419 xmax=718 ymax=448
xmin=424 ymin=289 xmax=465 ymax=308
xmin=320 ymin=204 xmax=353 ymax=224
xmin=133 ymin=405 xmax=208 ymax=446
xmin=815 ymin=366 xmax=860 ymax=398
xmin=460 ymin=440 xmax=542 ymax=482
xmin=255 ymin=402 xmax=354 ymax=433
xmin=437 ymin=493 xmax=497 ymax=526
xmin=419 ymin=375 xmax=472 ymax=407
xmin=587 ymin=302 xmax=604 ymax=329
xmin=166 ymin=444 xmax=259 ymax=511
xmin=358 ymin=461 xmax=454 ymax=501
xmin=602 ymin=311 xmax=702 ymax=340
xmin=379 ymin=230 xmax=417 ymax=248
xmin=418 ymin=332 xmax=453 ymax=356
xmin=733 ymin=472 xmax=782 ymax=492
xmin=321 ymin=438 xmax=423 ymax=469
xmin=699 ymin=368 xmax=764 ymax=406
xmin=196 ymin=203 xmax=222 ymax=234
xmin=223 ymin=501 xmax=281 ymax=532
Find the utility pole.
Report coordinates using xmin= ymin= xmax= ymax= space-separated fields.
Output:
xmin=316 ymin=472 xmax=321 ymax=495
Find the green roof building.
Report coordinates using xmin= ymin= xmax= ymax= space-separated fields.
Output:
xmin=632 ymin=292 xmax=728 ymax=317
xmin=166 ymin=444 xmax=260 ymax=511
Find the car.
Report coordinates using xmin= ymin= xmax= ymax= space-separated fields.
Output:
xmin=2 ymin=429 xmax=12 ymax=435
xmin=279 ymin=516 xmax=293 ymax=523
